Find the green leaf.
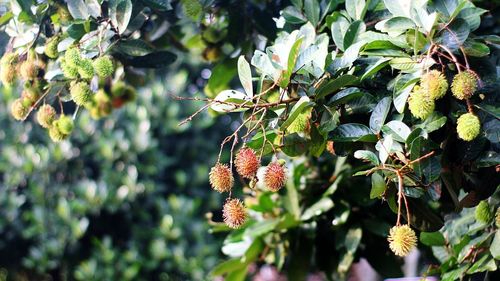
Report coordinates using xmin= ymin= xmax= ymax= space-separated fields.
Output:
xmin=370 ymin=172 xmax=386 ymax=199
xmin=304 ymin=0 xmax=320 ymax=26
xmin=409 ymin=136 xmax=440 ymax=183
xmin=282 ymin=6 xmax=307 ymax=24
xmin=211 ymin=90 xmax=251 ymax=113
xmin=116 ymin=39 xmax=154 ymax=56
xmin=466 ymin=254 xmax=497 ymax=274
xmin=0 ymin=11 xmax=13 ymax=26
xmin=282 ymin=133 xmax=309 ymax=157
xmin=458 ymin=7 xmax=486 ymax=31
xmin=441 ymin=18 xmax=469 ymax=51
xmin=315 ymin=75 xmax=358 ymax=99
xmin=281 ymin=96 xmax=312 ymax=130
xmin=354 ymin=150 xmax=380 ymax=165
xmin=301 ymin=198 xmax=334 ymax=221
xmin=238 ymin=56 xmax=253 ymax=97
xmin=279 ymin=38 xmax=303 ymax=88
xmin=361 ymin=58 xmax=390 ymax=81
xmin=369 ymin=96 xmax=392 ymax=133
xmin=244 ymin=219 xmax=280 ymax=239
xmin=491 ymin=230 xmax=500 ymax=260
xmin=420 ymin=231 xmax=446 ymax=246
xmin=330 ymin=123 xmax=377 ymax=142
xmin=211 ymin=259 xmax=247 ymax=276
xmin=416 ymin=112 xmax=447 ymax=133
xmin=343 ymin=20 xmax=366 ymax=50
xmin=109 ymin=0 xmax=133 ymax=34
xmin=140 ymin=0 xmax=172 ymax=10
xmin=330 ymin=12 xmax=350 ymax=51
xmin=462 ymin=40 xmax=490 ymax=57
xmin=345 ymin=0 xmax=366 ymax=20
xmin=383 ymin=0 xmax=412 ymax=18
xmin=328 ymin=87 xmax=365 ymax=107
xmin=67 ymin=0 xmax=89 ymax=19
xmin=381 ymin=121 xmax=411 ymax=142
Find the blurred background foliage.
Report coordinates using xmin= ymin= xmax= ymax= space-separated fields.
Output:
xmin=0 ymin=45 xmax=233 ymax=280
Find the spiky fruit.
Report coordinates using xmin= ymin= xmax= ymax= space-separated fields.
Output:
xmin=451 ymin=71 xmax=478 ymax=100
xmin=326 ymin=141 xmax=335 ymax=155
xmin=264 ymin=161 xmax=287 ymax=192
xmin=70 ymin=81 xmax=92 ymax=106
xmin=287 ymin=108 xmax=312 ymax=133
xmin=77 ymin=58 xmax=94 ymax=79
xmin=54 ymin=115 xmax=74 ymax=135
xmin=48 ymin=126 xmax=68 ymax=142
xmin=61 ymin=58 xmax=79 ymax=79
xmin=45 ymin=36 xmax=61 ymax=59
xmin=388 ymin=225 xmax=417 ymax=257
xmin=209 ymin=163 xmax=234 ymax=192
xmin=202 ymin=46 xmax=222 ymax=63
xmin=22 ymin=88 xmax=40 ymax=105
xmin=421 ymin=70 xmax=448 ymax=100
xmin=408 ymin=87 xmax=435 ymax=120
xmin=87 ymin=90 xmax=113 ymax=119
xmin=235 ymin=148 xmax=260 ymax=179
xmin=111 ymin=82 xmax=136 ymax=108
xmin=0 ymin=53 xmax=18 ymax=86
xmin=93 ymin=56 xmax=114 ymax=78
xmin=11 ymin=98 xmax=29 ymax=121
xmin=57 ymin=5 xmax=72 ymax=23
xmin=456 ymin=113 xmax=481 ymax=141
xmin=36 ymin=104 xmax=56 ymax=128
xmin=475 ymin=201 xmax=492 ymax=224
xmin=20 ymin=59 xmax=41 ymax=80
xmin=222 ymin=198 xmax=246 ymax=229
xmin=65 ymin=47 xmax=81 ymax=67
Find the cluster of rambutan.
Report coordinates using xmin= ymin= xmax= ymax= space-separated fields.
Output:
xmin=408 ymin=69 xmax=481 ymax=141
xmin=0 ymin=35 xmax=137 ymax=142
xmin=209 ymin=147 xmax=288 ymax=228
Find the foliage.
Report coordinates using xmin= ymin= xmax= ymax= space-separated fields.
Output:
xmin=1 ymin=0 xmax=500 ymax=281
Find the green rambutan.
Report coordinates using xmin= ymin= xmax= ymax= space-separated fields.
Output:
xmin=421 ymin=70 xmax=448 ymax=100
xmin=70 ymin=81 xmax=92 ymax=106
xmin=93 ymin=56 xmax=114 ymax=78
xmin=451 ymin=71 xmax=478 ymax=100
xmin=456 ymin=113 xmax=481 ymax=141
xmin=408 ymin=86 xmax=435 ymax=120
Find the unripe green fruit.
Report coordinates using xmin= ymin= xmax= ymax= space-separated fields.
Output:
xmin=408 ymin=87 xmax=435 ymax=119
xmin=451 ymin=71 xmax=478 ymax=100
xmin=57 ymin=5 xmax=72 ymax=23
xmin=421 ymin=70 xmax=448 ymax=100
xmin=287 ymin=108 xmax=312 ymax=133
xmin=65 ymin=47 xmax=81 ymax=67
xmin=456 ymin=113 xmax=481 ymax=141
xmin=22 ymin=88 xmax=40 ymax=105
xmin=36 ymin=104 xmax=56 ymax=128
xmin=70 ymin=81 xmax=92 ymax=106
xmin=45 ymin=36 xmax=61 ymax=59
xmin=78 ymin=58 xmax=94 ymax=79
xmin=49 ymin=125 xmax=68 ymax=142
xmin=54 ymin=115 xmax=74 ymax=135
xmin=61 ymin=58 xmax=79 ymax=79
xmin=475 ymin=201 xmax=492 ymax=224
xmin=11 ymin=98 xmax=29 ymax=121
xmin=93 ymin=56 xmax=114 ymax=78
xmin=0 ymin=53 xmax=18 ymax=86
